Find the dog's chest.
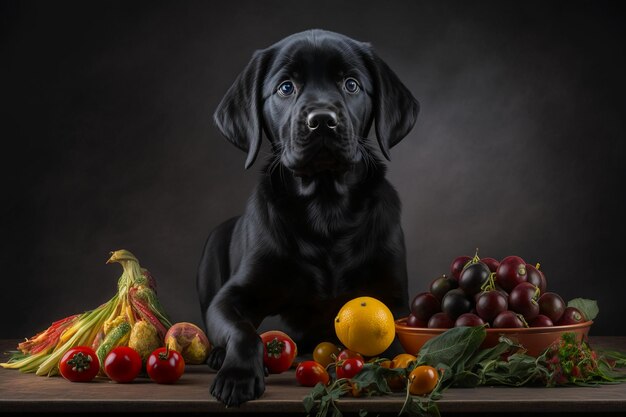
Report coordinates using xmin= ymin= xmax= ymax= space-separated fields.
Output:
xmin=280 ymin=251 xmax=392 ymax=345
xmin=293 ymin=233 xmax=377 ymax=298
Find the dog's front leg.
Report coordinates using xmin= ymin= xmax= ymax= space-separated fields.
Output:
xmin=205 ymin=282 xmax=265 ymax=406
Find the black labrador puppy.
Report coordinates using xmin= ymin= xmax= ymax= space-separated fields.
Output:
xmin=197 ymin=29 xmax=418 ymax=406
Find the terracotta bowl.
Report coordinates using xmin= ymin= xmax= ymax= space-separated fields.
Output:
xmin=395 ymin=317 xmax=593 ymax=357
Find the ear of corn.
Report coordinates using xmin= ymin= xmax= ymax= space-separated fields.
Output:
xmin=96 ymin=321 xmax=132 ymax=366
xmin=0 ymin=250 xmax=171 ymax=376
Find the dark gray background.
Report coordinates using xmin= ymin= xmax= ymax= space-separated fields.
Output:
xmin=1 ymin=0 xmax=624 ymax=338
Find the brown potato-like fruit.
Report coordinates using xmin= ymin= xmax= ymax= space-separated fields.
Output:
xmin=164 ymin=322 xmax=211 ymax=364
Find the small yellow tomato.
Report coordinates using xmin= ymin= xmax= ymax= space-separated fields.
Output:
xmin=390 ymin=353 xmax=417 ymax=369
xmin=312 ymin=342 xmax=342 ymax=367
xmin=408 ymin=365 xmax=439 ymax=395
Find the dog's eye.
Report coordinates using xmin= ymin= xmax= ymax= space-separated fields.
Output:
xmin=277 ymin=81 xmax=296 ymax=97
xmin=344 ymin=78 xmax=360 ymax=94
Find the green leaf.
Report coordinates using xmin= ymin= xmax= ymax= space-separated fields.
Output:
xmin=598 ymin=349 xmax=626 ymax=368
xmin=310 ymin=382 xmax=327 ymax=398
xmin=329 ymin=388 xmax=344 ymax=400
xmin=482 ymin=353 xmax=542 ymax=386
xmin=452 ymin=370 xmax=481 ymax=387
xmin=350 ymin=363 xmax=401 ymax=394
xmin=5 ymin=351 xmax=30 ymax=363
xmin=424 ymin=401 xmax=442 ymax=417
xmin=399 ymin=394 xmax=421 ymax=416
xmin=567 ymin=298 xmax=599 ymax=320
xmin=317 ymin=396 xmax=329 ymax=417
xmin=303 ymin=395 xmax=314 ymax=413
xmin=466 ymin=335 xmax=521 ymax=370
xmin=433 ymin=363 xmax=453 ymax=386
xmin=417 ymin=325 xmax=487 ymax=374
xmin=400 ymin=396 xmax=441 ymax=417
xmin=358 ymin=409 xmax=368 ymax=417
xmin=302 ymin=382 xmax=330 ymax=415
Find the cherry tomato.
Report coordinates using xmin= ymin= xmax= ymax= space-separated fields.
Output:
xmin=260 ymin=330 xmax=298 ymax=374
xmin=295 ymin=361 xmax=330 ymax=387
xmin=104 ymin=346 xmax=142 ymax=383
xmin=391 ymin=353 xmax=417 ymax=369
xmin=409 ymin=365 xmax=439 ymax=395
xmin=59 ymin=346 xmax=100 ymax=382
xmin=386 ymin=373 xmax=407 ymax=391
xmin=336 ymin=357 xmax=364 ymax=379
xmin=337 ymin=349 xmax=364 ymax=362
xmin=146 ymin=347 xmax=185 ymax=384
xmin=377 ymin=359 xmax=392 ymax=368
xmin=313 ymin=342 xmax=342 ymax=367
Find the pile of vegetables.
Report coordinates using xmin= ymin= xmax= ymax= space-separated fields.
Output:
xmin=1 ymin=250 xmax=172 ymax=376
xmin=251 ymin=295 xmax=626 ymax=416
xmin=303 ymin=326 xmax=626 ymax=417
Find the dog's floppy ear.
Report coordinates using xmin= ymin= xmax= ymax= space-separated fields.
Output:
xmin=213 ymin=48 xmax=273 ymax=169
xmin=364 ymin=49 xmax=419 ymax=160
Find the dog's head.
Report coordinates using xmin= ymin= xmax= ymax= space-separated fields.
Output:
xmin=214 ymin=29 xmax=419 ymax=179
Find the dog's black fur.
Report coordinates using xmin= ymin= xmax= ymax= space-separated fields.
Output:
xmin=197 ymin=29 xmax=419 ymax=406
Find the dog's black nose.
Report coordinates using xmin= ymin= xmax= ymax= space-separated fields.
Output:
xmin=307 ymin=110 xmax=338 ymax=131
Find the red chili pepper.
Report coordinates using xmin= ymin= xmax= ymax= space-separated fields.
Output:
xmin=18 ymin=314 xmax=79 ymax=354
xmin=130 ymin=296 xmax=167 ymax=338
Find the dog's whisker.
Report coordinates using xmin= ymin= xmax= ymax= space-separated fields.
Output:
xmin=264 ymin=141 xmax=289 ymax=191
xmin=351 ymin=137 xmax=377 ymax=176
xmin=279 ymin=162 xmax=287 ymax=188
xmin=265 ymin=151 xmax=281 ymax=183
xmin=269 ymin=156 xmax=281 ymax=178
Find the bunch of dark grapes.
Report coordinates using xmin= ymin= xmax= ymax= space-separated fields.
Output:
xmin=408 ymin=251 xmax=586 ymax=329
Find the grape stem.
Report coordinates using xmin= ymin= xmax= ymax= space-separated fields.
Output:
xmin=532 ymin=285 xmax=540 ymax=300
xmin=464 ymin=248 xmax=482 ymax=271
xmin=471 ymin=248 xmax=480 ymax=264
xmin=517 ymin=313 xmax=530 ymax=328
xmin=480 ymin=273 xmax=497 ymax=292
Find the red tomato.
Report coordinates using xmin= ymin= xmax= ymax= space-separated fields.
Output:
xmin=104 ymin=346 xmax=142 ymax=383
xmin=146 ymin=347 xmax=185 ymax=384
xmin=260 ymin=330 xmax=298 ymax=374
xmin=295 ymin=361 xmax=330 ymax=387
xmin=337 ymin=349 xmax=364 ymax=362
xmin=59 ymin=346 xmax=100 ymax=382
xmin=336 ymin=357 xmax=364 ymax=379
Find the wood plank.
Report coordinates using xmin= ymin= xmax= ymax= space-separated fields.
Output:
xmin=1 ymin=337 xmax=625 ymax=413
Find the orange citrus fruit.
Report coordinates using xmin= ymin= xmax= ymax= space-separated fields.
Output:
xmin=334 ymin=296 xmax=395 ymax=357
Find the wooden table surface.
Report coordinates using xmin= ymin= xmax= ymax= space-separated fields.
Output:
xmin=1 ymin=337 xmax=626 ymax=415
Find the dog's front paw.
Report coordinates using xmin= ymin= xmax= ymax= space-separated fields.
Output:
xmin=207 ymin=346 xmax=226 ymax=370
xmin=211 ymin=362 xmax=265 ymax=406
